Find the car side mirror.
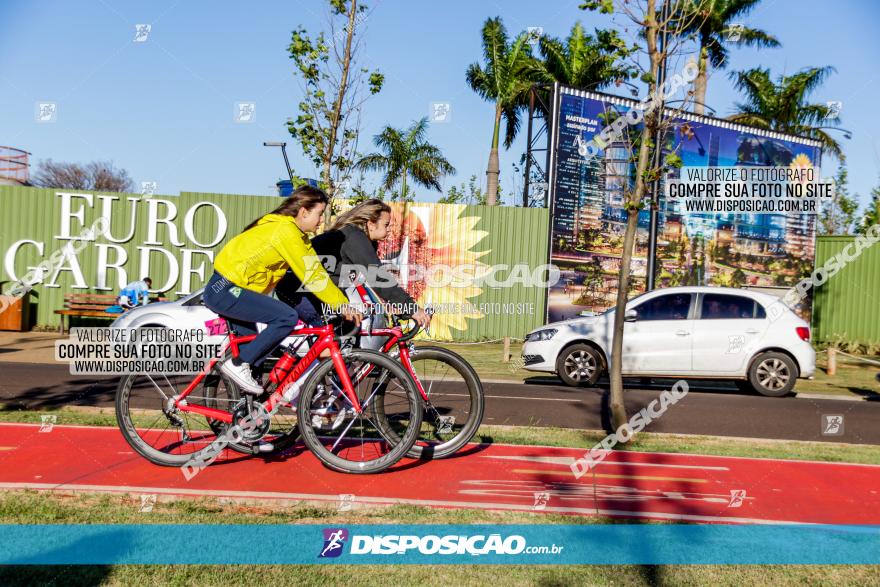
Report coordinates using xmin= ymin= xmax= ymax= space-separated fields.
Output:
xmin=624 ymin=309 xmax=638 ymax=322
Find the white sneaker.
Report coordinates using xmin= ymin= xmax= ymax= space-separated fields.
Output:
xmin=254 ymin=441 xmax=275 ymax=453
xmin=220 ymin=360 xmax=263 ymax=395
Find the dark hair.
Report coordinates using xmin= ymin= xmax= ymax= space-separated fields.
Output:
xmin=143 ymin=277 xmax=152 ymax=285
xmin=243 ymin=185 xmax=329 ymax=232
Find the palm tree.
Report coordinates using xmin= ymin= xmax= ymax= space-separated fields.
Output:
xmin=728 ymin=66 xmax=844 ymax=159
xmin=533 ymin=23 xmax=635 ymax=96
xmin=355 ymin=117 xmax=455 ymax=201
xmin=466 ymin=17 xmax=535 ymax=205
xmin=683 ymin=0 xmax=780 ymax=114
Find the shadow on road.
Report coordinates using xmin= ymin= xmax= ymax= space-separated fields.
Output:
xmin=525 ymin=374 xmax=790 ymax=398
xmin=0 ymin=375 xmax=119 ymax=410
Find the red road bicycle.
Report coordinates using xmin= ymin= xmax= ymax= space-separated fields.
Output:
xmin=241 ymin=310 xmax=485 ymax=460
xmin=231 ymin=281 xmax=484 ymax=459
xmin=115 ymin=315 xmax=423 ymax=474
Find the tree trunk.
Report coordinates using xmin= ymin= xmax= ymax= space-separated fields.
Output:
xmin=485 ymin=105 xmax=502 ymax=206
xmin=693 ymin=45 xmax=708 ymax=115
xmin=608 ymin=0 xmax=662 ymax=431
xmin=608 ymin=208 xmax=641 ymax=430
xmin=323 ymin=0 xmax=358 ymax=228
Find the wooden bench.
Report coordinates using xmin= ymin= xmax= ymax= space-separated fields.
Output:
xmin=55 ymin=293 xmax=169 ymax=334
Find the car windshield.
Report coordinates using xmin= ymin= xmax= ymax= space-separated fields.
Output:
xmin=597 ymin=290 xmax=656 ymax=315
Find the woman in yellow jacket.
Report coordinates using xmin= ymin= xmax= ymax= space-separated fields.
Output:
xmin=204 ymin=185 xmax=361 ymax=394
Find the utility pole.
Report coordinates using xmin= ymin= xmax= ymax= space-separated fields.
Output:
xmin=522 ymin=88 xmax=536 ymax=207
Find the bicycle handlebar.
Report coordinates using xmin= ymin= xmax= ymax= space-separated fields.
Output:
xmin=327 ymin=302 xmax=433 ymax=342
xmin=324 ymin=313 xmax=361 ymax=338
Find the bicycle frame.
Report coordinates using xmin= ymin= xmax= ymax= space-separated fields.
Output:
xmin=171 ymin=323 xmax=362 ymax=424
xmin=347 ymin=283 xmax=431 ymax=399
xmin=353 ymin=325 xmax=428 ymax=399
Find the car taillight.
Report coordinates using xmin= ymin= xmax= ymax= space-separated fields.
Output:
xmin=796 ymin=327 xmax=810 ymax=341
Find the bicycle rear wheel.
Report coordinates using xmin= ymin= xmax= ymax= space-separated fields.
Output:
xmin=296 ymin=349 xmax=422 ymax=474
xmin=404 ymin=346 xmax=484 ymax=459
xmin=115 ymin=371 xmax=237 ymax=467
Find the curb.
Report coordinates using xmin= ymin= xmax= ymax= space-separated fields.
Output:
xmin=795 ymin=393 xmax=866 ymax=402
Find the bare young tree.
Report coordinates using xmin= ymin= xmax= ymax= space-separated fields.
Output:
xmin=287 ymin=0 xmax=384 ymax=226
xmin=581 ymin=0 xmax=707 ymax=429
xmin=31 ymin=159 xmax=135 ymax=192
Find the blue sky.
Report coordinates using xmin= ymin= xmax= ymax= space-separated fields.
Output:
xmin=2 ymin=0 xmax=879 ymax=210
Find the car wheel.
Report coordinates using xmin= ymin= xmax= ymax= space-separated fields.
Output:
xmin=748 ymin=352 xmax=798 ymax=397
xmin=556 ymin=344 xmax=603 ymax=387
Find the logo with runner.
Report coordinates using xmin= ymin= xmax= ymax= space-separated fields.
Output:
xmin=533 ymin=491 xmax=550 ymax=510
xmin=319 ymin=528 xmax=349 ymax=558
xmin=821 ymin=414 xmax=844 ymax=436
xmin=727 ymin=489 xmax=747 ymax=508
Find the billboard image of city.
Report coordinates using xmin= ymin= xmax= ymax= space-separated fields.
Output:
xmin=547 ymin=86 xmax=824 ymax=323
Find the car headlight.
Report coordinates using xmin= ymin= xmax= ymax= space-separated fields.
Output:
xmin=525 ymin=328 xmax=557 ymax=342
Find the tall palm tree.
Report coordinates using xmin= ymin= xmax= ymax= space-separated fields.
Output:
xmin=684 ymin=0 xmax=780 ymax=114
xmin=728 ymin=66 xmax=844 ymax=159
xmin=466 ymin=17 xmax=535 ymax=205
xmin=533 ymin=23 xmax=635 ymax=96
xmin=355 ymin=117 xmax=455 ymax=201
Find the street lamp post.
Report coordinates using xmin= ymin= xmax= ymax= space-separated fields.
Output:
xmin=646 ymin=0 xmax=672 ymax=291
xmin=263 ymin=141 xmax=294 ymax=181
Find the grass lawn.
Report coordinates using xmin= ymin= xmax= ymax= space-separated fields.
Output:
xmin=796 ymin=353 xmax=880 ymax=398
xmin=431 ymin=341 xmax=880 ymax=399
xmin=0 ymin=491 xmax=876 ymax=586
xmin=429 ymin=340 xmax=534 ymax=381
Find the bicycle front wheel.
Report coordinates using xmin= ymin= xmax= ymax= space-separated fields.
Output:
xmin=404 ymin=346 xmax=484 ymax=459
xmin=297 ymin=349 xmax=422 ymax=474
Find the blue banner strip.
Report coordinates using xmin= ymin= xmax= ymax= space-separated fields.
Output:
xmin=0 ymin=524 xmax=878 ymax=565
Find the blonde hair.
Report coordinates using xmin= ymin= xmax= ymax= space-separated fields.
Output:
xmin=330 ymin=199 xmax=391 ymax=233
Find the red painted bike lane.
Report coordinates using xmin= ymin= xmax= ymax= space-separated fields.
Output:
xmin=0 ymin=422 xmax=877 ymax=524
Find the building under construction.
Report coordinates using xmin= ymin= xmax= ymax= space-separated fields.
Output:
xmin=0 ymin=146 xmax=30 ymax=186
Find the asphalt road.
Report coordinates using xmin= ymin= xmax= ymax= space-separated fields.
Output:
xmin=1 ymin=361 xmax=878 ymax=445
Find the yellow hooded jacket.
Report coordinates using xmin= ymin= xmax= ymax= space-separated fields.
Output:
xmin=213 ymin=213 xmax=349 ymax=307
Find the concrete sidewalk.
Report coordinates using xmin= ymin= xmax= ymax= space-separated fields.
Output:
xmin=0 ymin=331 xmax=63 ymax=364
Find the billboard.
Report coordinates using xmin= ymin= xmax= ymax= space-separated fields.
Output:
xmin=546 ymin=85 xmax=824 ymax=323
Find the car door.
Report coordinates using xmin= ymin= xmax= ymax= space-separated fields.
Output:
xmin=691 ymin=293 xmax=770 ymax=374
xmin=622 ymin=293 xmax=694 ymax=375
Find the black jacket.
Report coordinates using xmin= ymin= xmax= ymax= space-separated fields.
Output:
xmin=276 ymin=225 xmax=416 ymax=309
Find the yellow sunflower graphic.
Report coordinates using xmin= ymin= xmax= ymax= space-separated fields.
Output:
xmin=377 ymin=203 xmax=491 ymax=340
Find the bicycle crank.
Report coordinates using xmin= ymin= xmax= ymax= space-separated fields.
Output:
xmin=231 ymin=399 xmax=272 ymax=442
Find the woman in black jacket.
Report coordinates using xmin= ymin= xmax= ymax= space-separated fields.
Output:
xmin=276 ymin=199 xmax=430 ymax=329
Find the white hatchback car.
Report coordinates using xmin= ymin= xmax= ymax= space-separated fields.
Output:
xmin=522 ymin=286 xmax=815 ymax=396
